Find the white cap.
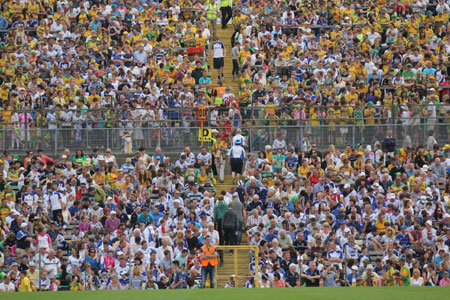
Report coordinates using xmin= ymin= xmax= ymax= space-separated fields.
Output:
xmin=117 ymin=251 xmax=124 ymax=256
xmin=344 ymin=184 xmax=350 ymax=189
xmin=425 ymin=220 xmax=432 ymax=226
xmin=344 ymin=227 xmax=351 ymax=233
xmin=359 ymin=172 xmax=366 ymax=177
xmin=110 ymin=211 xmax=117 ymax=215
xmin=351 ymin=265 xmax=358 ymax=271
xmin=21 ymin=222 xmax=28 ymax=228
xmin=366 ymin=264 xmax=373 ymax=269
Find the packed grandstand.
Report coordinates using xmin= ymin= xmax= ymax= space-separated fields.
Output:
xmin=0 ymin=0 xmax=450 ymax=293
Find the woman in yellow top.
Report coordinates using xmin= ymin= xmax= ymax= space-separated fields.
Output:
xmin=93 ymin=168 xmax=106 ymax=186
xmin=18 ymin=271 xmax=33 ymax=292
xmin=106 ymin=166 xmax=119 ymax=191
xmin=297 ymin=159 xmax=310 ymax=178
xmin=197 ymin=167 xmax=209 ymax=185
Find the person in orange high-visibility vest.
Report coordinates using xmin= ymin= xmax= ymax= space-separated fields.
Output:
xmin=212 ymin=85 xmax=226 ymax=105
xmin=200 ymin=235 xmax=218 ymax=288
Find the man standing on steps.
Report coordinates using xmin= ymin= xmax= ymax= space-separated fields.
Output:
xmin=206 ymin=0 xmax=219 ymax=42
xmin=220 ymin=0 xmax=232 ymax=29
xmin=228 ymin=139 xmax=245 ymax=184
xmin=214 ymin=195 xmax=227 ymax=262
xmin=222 ymin=203 xmax=239 ymax=255
xmin=231 ymin=193 xmax=245 ymax=244
xmin=212 ymin=36 xmax=225 ymax=82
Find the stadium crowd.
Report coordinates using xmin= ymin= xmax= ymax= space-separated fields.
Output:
xmin=0 ymin=0 xmax=448 ymax=151
xmin=0 ymin=129 xmax=449 ymax=290
xmin=0 ymin=0 xmax=450 ymax=293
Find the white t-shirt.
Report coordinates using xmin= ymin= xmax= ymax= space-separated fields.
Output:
xmin=212 ymin=41 xmax=225 ymax=58
xmin=49 ymin=191 xmax=63 ymax=211
xmin=232 ymin=134 xmax=246 ymax=146
xmin=43 ymin=256 xmax=61 ymax=278
xmin=0 ymin=281 xmax=15 ymax=292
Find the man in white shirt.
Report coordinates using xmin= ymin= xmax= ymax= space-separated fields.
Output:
xmin=156 ymin=237 xmax=174 ymax=262
xmin=212 ymin=36 xmax=225 ymax=81
xmin=0 ymin=275 xmax=15 ymax=292
xmin=42 ymin=249 xmax=61 ymax=279
xmin=228 ymin=139 xmax=246 ymax=184
xmin=232 ymin=128 xmax=246 ymax=146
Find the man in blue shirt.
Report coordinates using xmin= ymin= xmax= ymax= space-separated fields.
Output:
xmin=302 ymin=261 xmax=320 ymax=287
xmin=150 ymin=206 xmax=163 ymax=225
xmin=396 ymin=225 xmax=412 ymax=249
xmin=285 ymin=150 xmax=298 ymax=173
xmin=252 ymin=84 xmax=267 ymax=104
xmin=327 ymin=241 xmax=344 ymax=270
xmin=246 ymin=194 xmax=263 ymax=212
xmin=16 ymin=223 xmax=33 ymax=249
xmin=138 ymin=207 xmax=154 ymax=224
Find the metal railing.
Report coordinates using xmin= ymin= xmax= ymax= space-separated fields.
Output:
xmin=215 ymin=245 xmax=260 ymax=288
xmin=2 ymin=121 xmax=448 ymax=155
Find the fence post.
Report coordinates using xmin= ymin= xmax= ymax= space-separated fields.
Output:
xmin=234 ymin=248 xmax=238 ymax=287
xmin=54 ymin=127 xmax=58 ymax=156
xmin=352 ymin=125 xmax=355 ymax=148
xmin=158 ymin=124 xmax=161 ymax=148
xmin=106 ymin=128 xmax=109 ymax=150
xmin=254 ymin=246 xmax=259 ymax=288
xmin=38 ymin=249 xmax=41 ymax=291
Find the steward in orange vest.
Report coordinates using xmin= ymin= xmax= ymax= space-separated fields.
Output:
xmin=200 ymin=235 xmax=218 ymax=288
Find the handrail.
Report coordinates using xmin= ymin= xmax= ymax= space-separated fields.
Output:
xmin=216 ymin=245 xmax=259 ymax=288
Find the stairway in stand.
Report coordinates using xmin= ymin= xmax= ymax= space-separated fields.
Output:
xmin=208 ymin=26 xmax=240 ymax=94
xmin=215 ymin=175 xmax=250 ymax=288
